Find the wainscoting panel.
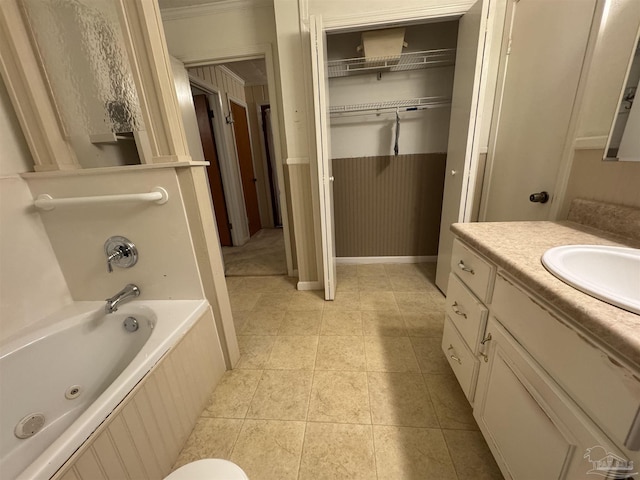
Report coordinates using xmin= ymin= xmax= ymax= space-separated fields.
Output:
xmin=332 ymin=153 xmax=446 ymax=257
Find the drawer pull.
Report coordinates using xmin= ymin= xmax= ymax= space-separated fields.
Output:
xmin=451 ymin=301 xmax=467 ymax=318
xmin=447 ymin=344 xmax=462 ymax=364
xmin=479 ymin=333 xmax=492 ymax=363
xmin=457 ymin=260 xmax=475 ymax=275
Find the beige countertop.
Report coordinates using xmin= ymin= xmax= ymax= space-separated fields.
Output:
xmin=451 ymin=220 xmax=640 ymax=369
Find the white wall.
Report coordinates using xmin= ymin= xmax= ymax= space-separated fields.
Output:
xmin=0 ymin=79 xmax=72 ymax=342
xmin=330 ymin=69 xmax=454 ymax=158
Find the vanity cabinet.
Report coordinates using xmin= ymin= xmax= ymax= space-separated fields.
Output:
xmin=443 ymin=237 xmax=640 ymax=479
xmin=442 ymin=239 xmax=494 ymax=402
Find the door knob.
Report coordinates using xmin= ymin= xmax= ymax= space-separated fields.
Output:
xmin=329 ymin=176 xmax=335 ymax=182
xmin=529 ymin=191 xmax=549 ymax=203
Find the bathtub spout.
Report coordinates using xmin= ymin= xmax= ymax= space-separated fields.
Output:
xmin=105 ymin=284 xmax=140 ymax=314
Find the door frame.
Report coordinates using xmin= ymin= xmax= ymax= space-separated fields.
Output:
xmin=311 ymin=2 xmax=501 ymax=295
xmin=180 ymin=45 xmax=294 ymax=277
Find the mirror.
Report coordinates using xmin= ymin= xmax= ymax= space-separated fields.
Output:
xmin=605 ymin=38 xmax=640 ymax=161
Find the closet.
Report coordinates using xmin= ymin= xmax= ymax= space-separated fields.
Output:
xmin=326 ymin=21 xmax=459 ymax=260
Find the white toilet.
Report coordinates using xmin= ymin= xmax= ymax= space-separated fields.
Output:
xmin=165 ymin=459 xmax=249 ymax=480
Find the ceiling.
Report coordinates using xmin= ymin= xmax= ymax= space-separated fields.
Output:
xmin=222 ymin=59 xmax=268 ymax=86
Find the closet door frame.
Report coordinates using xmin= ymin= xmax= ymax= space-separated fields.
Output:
xmin=312 ymin=1 xmax=503 ymax=296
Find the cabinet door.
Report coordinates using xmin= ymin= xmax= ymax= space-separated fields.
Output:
xmin=474 ymin=318 xmax=625 ymax=480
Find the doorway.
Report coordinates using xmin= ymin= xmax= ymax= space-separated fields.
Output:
xmin=188 ymin=59 xmax=289 ymax=277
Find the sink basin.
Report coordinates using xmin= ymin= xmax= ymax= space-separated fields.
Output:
xmin=541 ymin=245 xmax=640 ymax=315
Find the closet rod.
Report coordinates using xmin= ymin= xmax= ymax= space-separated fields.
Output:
xmin=330 ymin=103 xmax=451 ymax=118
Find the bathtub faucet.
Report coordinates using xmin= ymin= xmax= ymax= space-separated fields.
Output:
xmin=105 ymin=284 xmax=140 ymax=314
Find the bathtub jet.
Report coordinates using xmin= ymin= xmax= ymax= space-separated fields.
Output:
xmin=105 ymin=284 xmax=140 ymax=314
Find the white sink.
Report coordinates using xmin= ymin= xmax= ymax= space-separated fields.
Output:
xmin=541 ymin=245 xmax=640 ymax=315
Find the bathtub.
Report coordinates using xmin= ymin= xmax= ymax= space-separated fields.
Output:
xmin=0 ymin=299 xmax=209 ymax=480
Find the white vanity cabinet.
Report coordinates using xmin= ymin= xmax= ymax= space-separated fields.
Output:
xmin=441 ymin=239 xmax=495 ymax=402
xmin=475 ymin=316 xmax=624 ymax=479
xmin=443 ymin=237 xmax=640 ymax=480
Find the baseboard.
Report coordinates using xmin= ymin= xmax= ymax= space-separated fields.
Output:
xmin=297 ymin=281 xmax=323 ymax=291
xmin=336 ymin=256 xmax=437 ymax=265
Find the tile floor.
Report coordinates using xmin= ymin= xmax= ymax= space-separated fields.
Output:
xmin=173 ymin=263 xmax=503 ymax=479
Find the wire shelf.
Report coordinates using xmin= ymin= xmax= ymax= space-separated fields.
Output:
xmin=328 ymin=48 xmax=456 ymax=78
xmin=329 ymin=96 xmax=451 ymax=116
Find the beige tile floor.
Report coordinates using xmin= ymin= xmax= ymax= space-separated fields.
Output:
xmin=173 ymin=263 xmax=503 ymax=480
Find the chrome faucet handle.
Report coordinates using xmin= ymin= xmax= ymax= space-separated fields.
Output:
xmin=104 ymin=236 xmax=137 ymax=274
xmin=107 ymin=248 xmax=123 ymax=273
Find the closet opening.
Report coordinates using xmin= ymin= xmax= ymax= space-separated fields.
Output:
xmin=325 ymin=20 xmax=458 ymax=269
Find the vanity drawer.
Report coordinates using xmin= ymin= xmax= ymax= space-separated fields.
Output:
xmin=451 ymin=239 xmax=495 ymax=302
xmin=442 ymin=317 xmax=479 ymax=402
xmin=446 ymin=273 xmax=488 ymax=352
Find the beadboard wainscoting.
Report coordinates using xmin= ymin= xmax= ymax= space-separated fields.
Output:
xmin=333 ymin=153 xmax=446 ymax=258
xmin=52 ymin=308 xmax=225 ymax=480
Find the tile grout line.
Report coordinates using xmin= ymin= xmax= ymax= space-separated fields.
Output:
xmin=441 ymin=427 xmax=462 ymax=480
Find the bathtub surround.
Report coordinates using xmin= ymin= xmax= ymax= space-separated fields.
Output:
xmin=0 ymin=81 xmax=72 ymax=342
xmin=0 ymin=176 xmax=73 ymax=341
xmin=24 ymin=167 xmax=205 ymax=301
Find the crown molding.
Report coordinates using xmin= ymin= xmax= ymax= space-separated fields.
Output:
xmin=320 ymin=2 xmax=473 ymax=31
xmin=161 ymin=0 xmax=272 ymax=21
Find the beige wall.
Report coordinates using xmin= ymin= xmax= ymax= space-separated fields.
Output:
xmin=563 ymin=149 xmax=640 ymax=214
xmin=0 ymin=79 xmax=72 ymax=341
xmin=560 ymin=0 xmax=640 ymax=217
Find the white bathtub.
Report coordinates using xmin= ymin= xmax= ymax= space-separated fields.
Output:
xmin=0 ymin=299 xmax=208 ymax=480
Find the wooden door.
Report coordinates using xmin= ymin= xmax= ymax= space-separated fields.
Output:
xmin=435 ymin=0 xmax=490 ymax=294
xmin=193 ymin=94 xmax=233 ymax=246
xmin=480 ymin=0 xmax=595 ymax=221
xmin=310 ymin=15 xmax=337 ymax=300
xmin=230 ymin=100 xmax=261 ymax=236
